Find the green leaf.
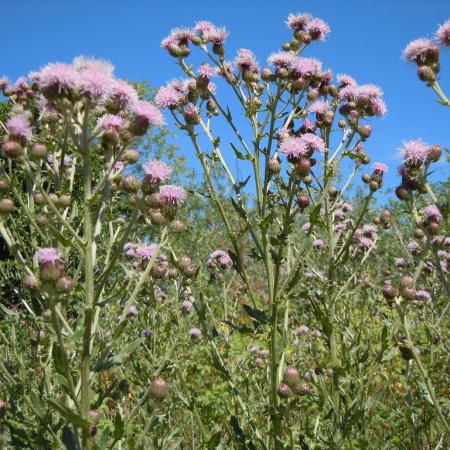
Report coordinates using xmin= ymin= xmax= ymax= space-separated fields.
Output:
xmin=48 ymin=399 xmax=88 ymax=429
xmin=230 ymin=142 xmax=250 ymax=161
xmin=113 ymin=410 xmax=125 ymax=441
xmin=243 ymin=304 xmax=269 ymax=325
xmin=207 ymin=431 xmax=221 ymax=449
xmin=62 ymin=425 xmax=82 ymax=450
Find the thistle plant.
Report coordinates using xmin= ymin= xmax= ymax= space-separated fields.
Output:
xmin=0 ymin=57 xmax=189 ymax=448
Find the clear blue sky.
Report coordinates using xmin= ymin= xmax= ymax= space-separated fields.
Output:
xmin=1 ymin=0 xmax=449 ymax=194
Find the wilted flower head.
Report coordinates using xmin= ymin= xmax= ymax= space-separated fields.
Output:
xmin=144 ymin=160 xmax=172 ymax=183
xmin=159 ymin=185 xmax=187 ymax=205
xmin=38 ymin=248 xmax=62 ymax=265
xmin=436 ymin=19 xmax=450 ymax=46
xmin=403 ymin=38 xmax=439 ymax=63
xmin=6 ymin=113 xmax=32 ymax=142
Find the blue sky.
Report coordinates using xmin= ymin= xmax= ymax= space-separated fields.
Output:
xmin=1 ymin=0 xmax=449 ymax=194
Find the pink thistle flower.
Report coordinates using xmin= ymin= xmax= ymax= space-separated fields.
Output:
xmin=166 ymin=27 xmax=196 ymax=46
xmin=124 ymin=242 xmax=138 ymax=257
xmin=194 ymin=20 xmax=215 ymax=34
xmin=399 ymin=140 xmax=430 ymax=165
xmin=337 ymin=73 xmax=357 ymax=86
xmin=403 ymin=38 xmax=439 ymax=63
xmin=155 ymin=85 xmax=183 ymax=109
xmin=362 ymin=224 xmax=377 ymax=236
xmin=114 ymin=161 xmax=124 ymax=170
xmin=302 ymin=222 xmax=311 ymax=232
xmin=286 ymin=13 xmax=311 ymax=31
xmin=36 ymin=62 xmax=79 ymax=97
xmin=259 ymin=349 xmax=270 ymax=357
xmin=181 ymin=300 xmax=193 ymax=312
xmin=108 ymin=79 xmax=139 ymax=110
xmin=369 ymin=97 xmax=387 ymax=117
xmin=37 ymin=248 xmax=62 ymax=264
xmin=313 ymin=239 xmax=324 ymax=249
xmin=203 ymin=26 xmax=229 ymax=44
xmin=306 ymin=17 xmax=330 ymax=41
xmin=436 ymin=19 xmax=450 ymax=46
xmin=78 ymin=68 xmax=115 ymax=99
xmin=131 ymin=101 xmax=165 ymax=127
xmin=189 ymin=327 xmax=201 ymax=339
xmin=277 ymin=126 xmax=291 ymax=141
xmin=99 ymin=114 xmax=124 ymax=131
xmin=144 ymin=160 xmax=172 ymax=183
xmin=300 ymin=133 xmax=326 ymax=152
xmin=423 ymin=204 xmax=443 ymax=222
xmin=280 ymin=136 xmax=307 ymax=159
xmin=136 ymin=244 xmax=158 ymax=261
xmin=267 ymin=51 xmax=297 ymax=67
xmin=208 ymin=250 xmax=233 ymax=268
xmin=339 ymin=84 xmax=358 ymax=101
xmin=198 ymin=63 xmax=216 ymax=78
xmin=6 ymin=113 xmax=32 ymax=142
xmin=292 ymin=57 xmax=322 ymax=77
xmin=416 ymin=290 xmax=431 ymax=300
xmin=12 ymin=76 xmax=28 ymax=91
xmin=309 ymin=100 xmax=330 ymax=114
xmin=159 ymin=185 xmax=187 ymax=205
xmin=73 ymin=56 xmax=115 ymax=75
xmin=341 ymin=202 xmax=353 ymax=212
xmin=407 ymin=241 xmax=420 ymax=253
xmin=397 ymin=164 xmax=408 ymax=176
xmin=300 ymin=119 xmax=316 ymax=133
xmin=372 ymin=162 xmax=388 ymax=173
xmin=207 ymin=81 xmax=217 ymax=94
xmin=395 ymin=258 xmax=407 ymax=268
xmin=234 ymin=48 xmax=260 ymax=73
xmin=0 ymin=77 xmax=9 ymax=90
xmin=358 ymin=84 xmax=384 ymax=99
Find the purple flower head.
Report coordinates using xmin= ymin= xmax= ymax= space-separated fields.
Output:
xmin=339 ymin=84 xmax=358 ymax=101
xmin=234 ymin=48 xmax=260 ymax=73
xmin=208 ymin=250 xmax=233 ymax=269
xmin=300 ymin=133 xmax=326 ymax=152
xmin=313 ymin=239 xmax=324 ymax=249
xmin=194 ymin=20 xmax=215 ymax=34
xmin=416 ymin=290 xmax=431 ymax=300
xmin=203 ymin=26 xmax=229 ymax=44
xmin=373 ymin=162 xmax=388 ymax=173
xmin=341 ymin=202 xmax=353 ymax=212
xmin=267 ymin=51 xmax=297 ymax=68
xmin=399 ymin=140 xmax=430 ymax=165
xmin=259 ymin=349 xmax=269 ymax=357
xmin=286 ymin=13 xmax=311 ymax=31
xmin=198 ymin=63 xmax=216 ymax=79
xmin=280 ymin=136 xmax=307 ymax=159
xmin=362 ymin=224 xmax=377 ymax=236
xmin=292 ymin=57 xmax=322 ymax=78
xmin=436 ymin=19 xmax=450 ymax=46
xmin=306 ymin=17 xmax=330 ymax=40
xmin=159 ymin=185 xmax=187 ymax=205
xmin=124 ymin=242 xmax=138 ymax=257
xmin=423 ymin=204 xmax=443 ymax=223
xmin=114 ymin=161 xmax=124 ymax=170
xmin=189 ymin=327 xmax=201 ymax=339
xmin=207 ymin=81 xmax=217 ymax=94
xmin=334 ymin=209 xmax=345 ymax=220
xmin=369 ymin=97 xmax=387 ymax=117
xmin=302 ymin=222 xmax=311 ymax=232
xmin=395 ymin=258 xmax=407 ymax=268
xmin=277 ymin=126 xmax=291 ymax=141
xmin=359 ymin=237 xmax=373 ymax=249
xmin=135 ymin=244 xmax=158 ymax=261
xmin=181 ymin=300 xmax=193 ymax=312
xmin=0 ymin=77 xmax=10 ymax=90
xmin=131 ymin=101 xmax=165 ymax=127
xmin=309 ymin=100 xmax=330 ymax=115
xmin=73 ymin=56 xmax=114 ymax=75
xmin=163 ymin=27 xmax=195 ymax=47
xmin=6 ymin=113 xmax=32 ymax=142
xmin=358 ymin=83 xmax=384 ymax=99
xmin=155 ymin=84 xmax=185 ymax=109
xmin=99 ymin=114 xmax=124 ymax=131
xmin=144 ymin=160 xmax=172 ymax=183
xmin=249 ymin=345 xmax=259 ymax=353
xmin=403 ymin=38 xmax=439 ymax=63
xmin=337 ymin=73 xmax=357 ymax=86
xmin=12 ymin=76 xmax=28 ymax=91
xmin=38 ymin=248 xmax=62 ymax=265
xmin=407 ymin=241 xmax=420 ymax=253
xmin=78 ymin=67 xmax=115 ymax=99
xmin=108 ymin=79 xmax=139 ymax=110
xmin=293 ymin=325 xmax=310 ymax=335
xmin=36 ymin=62 xmax=79 ymax=97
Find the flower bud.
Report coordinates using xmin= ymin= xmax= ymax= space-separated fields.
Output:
xmin=295 ymin=158 xmax=311 ymax=177
xmin=427 ymin=220 xmax=440 ymax=235
xmin=297 ymin=193 xmax=310 ymax=209
xmin=2 ymin=140 xmax=23 ymax=158
xmin=149 ymin=209 xmax=166 ymax=226
xmin=149 ymin=377 xmax=168 ymax=401
xmin=170 ymin=220 xmax=187 ymax=233
xmin=0 ymin=179 xmax=9 ymax=191
xmin=122 ymin=148 xmax=140 ymax=164
xmin=152 ymin=264 xmax=168 ymax=279
xmin=177 ymin=255 xmax=193 ymax=272
xmin=120 ymin=175 xmax=139 ymax=192
xmin=417 ymin=65 xmax=436 ymax=83
xmin=55 ymin=276 xmax=74 ymax=294
xmin=298 ymin=382 xmax=311 ymax=395
xmin=277 ymin=383 xmax=292 ymax=399
xmin=268 ymin=157 xmax=281 ymax=175
xmin=358 ymin=124 xmax=372 ymax=139
xmin=23 ymin=274 xmax=39 ymax=291
xmin=395 ymin=185 xmax=409 ymax=201
xmin=382 ymin=283 xmax=398 ymax=301
xmin=427 ymin=144 xmax=441 ymax=163
xmin=283 ymin=367 xmax=300 ymax=390
xmin=0 ymin=198 xmax=14 ymax=215
xmin=30 ymin=143 xmax=48 ymax=160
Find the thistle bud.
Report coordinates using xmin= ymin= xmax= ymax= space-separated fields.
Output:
xmin=382 ymin=283 xmax=398 ymax=301
xmin=358 ymin=124 xmax=372 ymax=139
xmin=170 ymin=220 xmax=187 ymax=233
xmin=283 ymin=367 xmax=300 ymax=390
xmin=297 ymin=193 xmax=310 ymax=209
xmin=0 ymin=179 xmax=9 ymax=191
xmin=0 ymin=198 xmax=14 ymax=215
xmin=149 ymin=209 xmax=166 ymax=226
xmin=295 ymin=158 xmax=311 ymax=177
xmin=55 ymin=276 xmax=74 ymax=294
xmin=122 ymin=148 xmax=140 ymax=164
xmin=152 ymin=264 xmax=168 ymax=279
xmin=120 ymin=175 xmax=139 ymax=192
xmin=427 ymin=144 xmax=441 ymax=163
xmin=277 ymin=383 xmax=292 ymax=399
xmin=395 ymin=185 xmax=409 ymax=201
xmin=426 ymin=221 xmax=440 ymax=235
xmin=2 ymin=140 xmax=23 ymax=158
xmin=23 ymin=274 xmax=39 ymax=291
xmin=149 ymin=377 xmax=168 ymax=401
xmin=298 ymin=382 xmax=311 ymax=395
xmin=177 ymin=255 xmax=193 ymax=272
xmin=261 ymin=68 xmax=275 ymax=82
xmin=30 ymin=143 xmax=48 ymax=160
xmin=417 ymin=65 xmax=436 ymax=83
